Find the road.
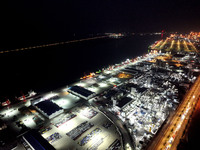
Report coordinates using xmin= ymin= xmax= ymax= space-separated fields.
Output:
xmin=101 ymin=109 xmax=135 ymax=149
xmin=91 ymin=102 xmax=135 ymax=150
xmin=147 ymin=75 xmax=200 ymax=150
xmin=182 ymin=83 xmax=200 ymax=149
xmin=0 ymin=35 xmax=108 ymax=54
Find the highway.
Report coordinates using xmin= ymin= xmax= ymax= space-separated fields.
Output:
xmin=182 ymin=84 xmax=200 ymax=149
xmin=0 ymin=35 xmax=108 ymax=54
xmin=147 ymin=75 xmax=200 ymax=150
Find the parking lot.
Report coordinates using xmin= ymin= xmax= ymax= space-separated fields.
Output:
xmin=39 ymin=106 xmax=121 ymax=150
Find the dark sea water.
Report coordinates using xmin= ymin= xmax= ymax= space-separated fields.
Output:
xmin=0 ymin=35 xmax=160 ymax=98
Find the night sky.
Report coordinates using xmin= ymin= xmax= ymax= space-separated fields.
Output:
xmin=1 ymin=0 xmax=200 ymax=49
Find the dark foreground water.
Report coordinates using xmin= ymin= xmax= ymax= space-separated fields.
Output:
xmin=0 ymin=35 xmax=160 ymax=98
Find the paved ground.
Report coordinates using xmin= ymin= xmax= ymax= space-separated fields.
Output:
xmin=40 ymin=106 xmax=121 ymax=150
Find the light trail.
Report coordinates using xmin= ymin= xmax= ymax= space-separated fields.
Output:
xmin=165 ymin=77 xmax=200 ymax=150
xmin=0 ymin=36 xmax=108 ymax=54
